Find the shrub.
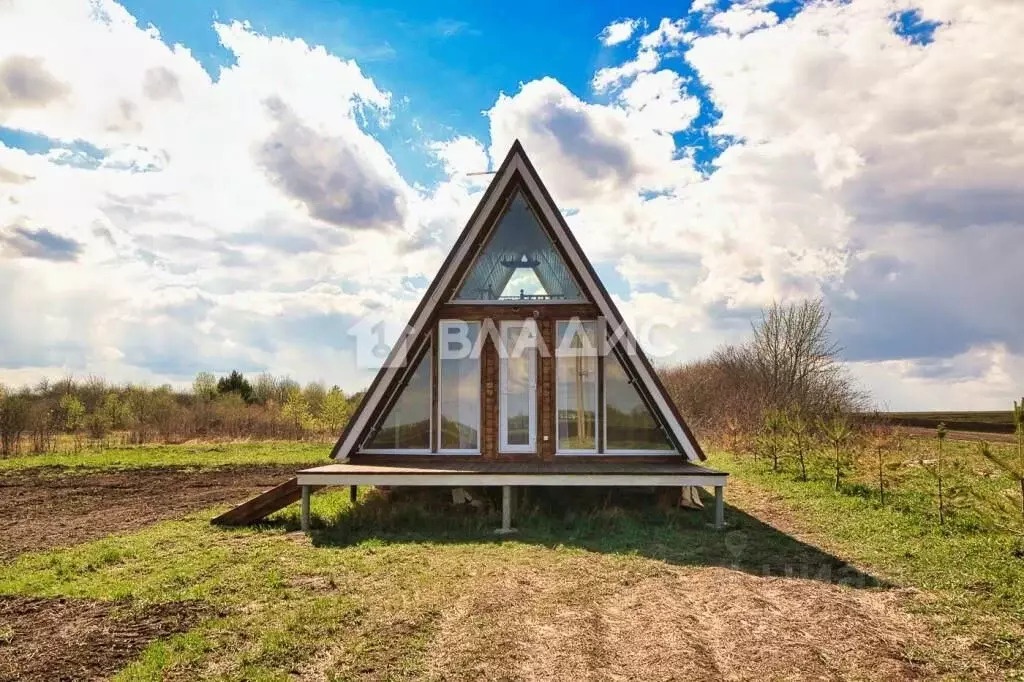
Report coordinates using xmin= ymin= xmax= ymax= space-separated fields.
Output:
xmin=785 ymin=407 xmax=812 ymax=482
xmin=0 ymin=392 xmax=30 ymax=457
xmin=819 ymin=413 xmax=854 ymax=490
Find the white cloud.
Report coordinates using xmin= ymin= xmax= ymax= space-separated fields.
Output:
xmin=428 ymin=135 xmax=489 ymax=186
xmin=618 ymin=70 xmax=701 ymax=133
xmin=709 ymin=7 xmax=779 ymax=36
xmin=599 ymin=18 xmax=643 ymax=46
xmin=496 ymin=0 xmax=1024 ymax=406
xmin=0 ymin=0 xmax=1022 ymax=409
xmin=639 ymin=18 xmax=691 ymax=50
xmin=0 ymin=0 xmax=476 ymax=390
xmin=593 ymin=19 xmax=692 ymax=93
xmin=689 ymin=0 xmax=717 ymax=14
xmin=848 ymin=344 xmax=1024 ymax=411
xmin=592 ymin=47 xmax=661 ymax=93
xmin=487 ymin=77 xmax=697 ymax=209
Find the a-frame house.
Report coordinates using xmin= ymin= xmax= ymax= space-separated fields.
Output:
xmin=219 ymin=141 xmax=727 ymax=532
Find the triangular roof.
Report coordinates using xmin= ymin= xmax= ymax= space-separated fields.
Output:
xmin=332 ymin=140 xmax=705 ymax=462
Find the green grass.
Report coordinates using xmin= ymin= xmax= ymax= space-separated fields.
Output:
xmin=4 ymin=440 xmax=1024 ymax=678
xmin=0 ymin=441 xmax=329 ymax=472
xmin=0 ymin=487 xmax=762 ymax=680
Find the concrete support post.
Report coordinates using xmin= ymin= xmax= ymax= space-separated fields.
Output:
xmin=495 ymin=485 xmax=517 ymax=535
xmin=300 ymin=484 xmax=311 ymax=533
xmin=714 ymin=485 xmax=725 ymax=529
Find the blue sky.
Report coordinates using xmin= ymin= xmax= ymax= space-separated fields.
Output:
xmin=111 ymin=0 xmax=818 ymax=182
xmin=0 ymin=0 xmax=1022 ymax=409
xmin=115 ymin=0 xmax=709 ymax=184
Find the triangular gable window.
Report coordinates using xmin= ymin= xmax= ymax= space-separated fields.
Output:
xmin=364 ymin=348 xmax=431 ymax=451
xmin=604 ymin=349 xmax=674 ymax=452
xmin=455 ymin=192 xmax=582 ymax=302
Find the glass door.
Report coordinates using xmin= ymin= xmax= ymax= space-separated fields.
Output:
xmin=499 ymin=321 xmax=537 ymax=453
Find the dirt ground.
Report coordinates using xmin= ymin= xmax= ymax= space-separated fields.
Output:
xmin=0 ymin=595 xmax=210 ymax=682
xmin=904 ymin=426 xmax=1016 ymax=443
xmin=0 ymin=465 xmax=295 ymax=560
xmin=414 ymin=565 xmax=933 ymax=682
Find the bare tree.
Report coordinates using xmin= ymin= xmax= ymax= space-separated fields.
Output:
xmin=660 ymin=298 xmax=864 ymax=441
xmin=748 ymin=299 xmax=861 ymax=416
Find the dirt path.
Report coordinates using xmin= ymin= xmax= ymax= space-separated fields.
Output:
xmin=0 ymin=465 xmax=296 ymax=560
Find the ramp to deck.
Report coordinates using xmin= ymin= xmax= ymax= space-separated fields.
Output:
xmin=211 ymin=477 xmax=312 ymax=526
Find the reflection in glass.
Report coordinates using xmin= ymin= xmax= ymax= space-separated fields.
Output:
xmin=455 ymin=192 xmax=581 ymax=302
xmin=556 ymin=321 xmax=597 ymax=451
xmin=366 ymin=350 xmax=431 ymax=449
xmin=502 ymin=323 xmax=534 ymax=448
xmin=605 ymin=351 xmax=673 ymax=451
xmin=439 ymin=322 xmax=480 ymax=450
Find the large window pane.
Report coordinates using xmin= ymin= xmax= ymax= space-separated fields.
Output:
xmin=455 ymin=192 xmax=582 ymax=302
xmin=605 ymin=351 xmax=673 ymax=452
xmin=365 ymin=349 xmax=431 ymax=450
xmin=501 ymin=322 xmax=536 ymax=450
xmin=556 ymin=320 xmax=598 ymax=452
xmin=439 ymin=321 xmax=481 ymax=450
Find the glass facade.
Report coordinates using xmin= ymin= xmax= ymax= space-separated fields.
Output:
xmin=501 ymin=322 xmax=536 ymax=449
xmin=439 ymin=321 xmax=481 ymax=450
xmin=365 ymin=349 xmax=431 ymax=450
xmin=455 ymin=192 xmax=581 ymax=302
xmin=555 ymin=320 xmax=598 ymax=451
xmin=604 ymin=351 xmax=673 ymax=451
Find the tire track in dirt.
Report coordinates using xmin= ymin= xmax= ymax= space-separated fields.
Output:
xmin=0 ymin=595 xmax=211 ymax=682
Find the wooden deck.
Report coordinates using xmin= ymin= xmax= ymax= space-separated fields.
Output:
xmin=297 ymin=460 xmax=726 ymax=490
xmin=296 ymin=459 xmax=728 ymax=531
xmin=299 ymin=460 xmax=724 ymax=479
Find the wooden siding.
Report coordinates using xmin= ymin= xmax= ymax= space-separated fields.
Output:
xmin=538 ymin=318 xmax=555 ymax=460
xmin=482 ymin=332 xmax=498 ymax=459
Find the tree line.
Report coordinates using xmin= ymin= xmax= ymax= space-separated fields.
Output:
xmin=0 ymin=371 xmax=363 ymax=456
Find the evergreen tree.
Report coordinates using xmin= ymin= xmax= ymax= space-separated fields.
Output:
xmin=217 ymin=370 xmax=253 ymax=403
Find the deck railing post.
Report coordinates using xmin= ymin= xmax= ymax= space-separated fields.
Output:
xmin=300 ymin=484 xmax=311 ymax=533
xmin=496 ymin=485 xmax=517 ymax=535
xmin=714 ymin=485 xmax=725 ymax=529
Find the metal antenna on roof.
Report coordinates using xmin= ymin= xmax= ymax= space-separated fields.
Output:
xmin=466 ymin=170 xmax=497 ymax=176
